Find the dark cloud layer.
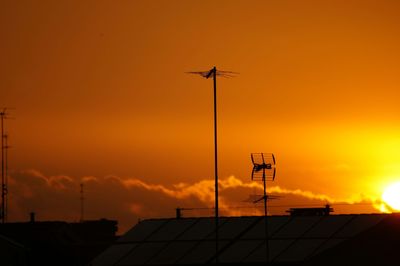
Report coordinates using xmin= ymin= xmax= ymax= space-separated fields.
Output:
xmin=7 ymin=169 xmax=381 ymax=233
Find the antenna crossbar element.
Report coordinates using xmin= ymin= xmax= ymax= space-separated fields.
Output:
xmin=186 ymin=69 xmax=238 ymax=79
xmin=245 ymin=194 xmax=281 ymax=204
xmin=251 ymin=153 xmax=276 ymax=181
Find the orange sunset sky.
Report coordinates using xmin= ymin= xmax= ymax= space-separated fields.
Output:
xmin=2 ymin=0 xmax=400 ymax=232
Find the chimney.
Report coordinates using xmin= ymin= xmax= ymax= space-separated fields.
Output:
xmin=30 ymin=212 xmax=35 ymax=223
xmin=325 ymin=204 xmax=333 ymax=216
xmin=176 ymin=208 xmax=182 ymax=219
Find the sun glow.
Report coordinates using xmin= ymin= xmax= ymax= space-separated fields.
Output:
xmin=382 ymin=182 xmax=400 ymax=211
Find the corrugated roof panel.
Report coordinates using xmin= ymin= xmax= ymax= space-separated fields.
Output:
xmin=0 ymin=234 xmax=27 ymax=266
xmin=269 ymin=239 xmax=296 ymax=260
xmin=177 ymin=218 xmax=226 ymax=240
xmin=118 ymin=219 xmax=168 ymax=243
xmin=219 ymin=240 xmax=263 ymax=263
xmin=91 ymin=214 xmax=393 ymax=266
xmin=214 ymin=216 xmax=258 ymax=240
xmin=116 ymin=242 xmax=167 ymax=266
xmin=243 ymin=239 xmax=294 ymax=263
xmin=147 ymin=241 xmax=198 ymax=265
xmin=273 ymin=216 xmax=322 ymax=238
xmin=335 ymin=214 xmax=385 ymax=238
xmin=242 ymin=216 xmax=290 ymax=239
xmin=177 ymin=241 xmax=229 ymax=264
xmin=304 ymin=215 xmax=354 ymax=238
xmin=275 ymin=239 xmax=324 ymax=262
xmin=147 ymin=219 xmax=197 ymax=241
xmin=309 ymin=238 xmax=345 ymax=257
xmin=88 ymin=243 xmax=137 ymax=266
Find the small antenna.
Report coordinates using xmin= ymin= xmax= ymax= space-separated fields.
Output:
xmin=250 ymin=153 xmax=276 ymax=215
xmin=243 ymin=194 xmax=281 ymax=204
xmin=250 ymin=152 xmax=277 ymax=263
xmin=80 ymin=183 xmax=84 ymax=222
xmin=186 ymin=69 xmax=238 ymax=78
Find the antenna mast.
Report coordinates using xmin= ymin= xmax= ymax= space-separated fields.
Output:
xmin=4 ymin=134 xmax=9 ymax=223
xmin=187 ymin=67 xmax=238 ymax=263
xmin=0 ymin=108 xmax=12 ymax=224
xmin=251 ymin=152 xmax=277 ymax=264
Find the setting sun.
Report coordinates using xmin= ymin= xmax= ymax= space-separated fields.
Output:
xmin=382 ymin=182 xmax=400 ymax=211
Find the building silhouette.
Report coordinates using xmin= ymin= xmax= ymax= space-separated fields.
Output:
xmin=90 ymin=213 xmax=400 ymax=266
xmin=0 ymin=218 xmax=117 ymax=266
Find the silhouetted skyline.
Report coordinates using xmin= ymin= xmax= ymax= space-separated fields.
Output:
xmin=1 ymin=0 xmax=400 ymax=231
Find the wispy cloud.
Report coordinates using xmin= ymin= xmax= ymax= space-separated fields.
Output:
xmin=114 ymin=174 xmax=377 ymax=205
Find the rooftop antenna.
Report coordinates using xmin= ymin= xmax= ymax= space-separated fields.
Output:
xmin=243 ymin=193 xmax=281 ymax=216
xmin=251 ymin=152 xmax=276 ymax=263
xmin=187 ymin=67 xmax=238 ymax=263
xmin=244 ymin=194 xmax=281 ymax=204
xmin=80 ymin=183 xmax=84 ymax=222
xmin=0 ymin=108 xmax=13 ymax=224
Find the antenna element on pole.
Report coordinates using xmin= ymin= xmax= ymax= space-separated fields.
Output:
xmin=250 ymin=152 xmax=277 ymax=263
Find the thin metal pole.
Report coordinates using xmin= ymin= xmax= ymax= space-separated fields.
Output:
xmin=260 ymin=153 xmax=269 ymax=263
xmin=4 ymin=134 xmax=8 ymax=223
xmin=263 ymin=172 xmax=269 ymax=263
xmin=263 ymin=174 xmax=267 ymax=216
xmin=213 ymin=66 xmax=219 ymax=264
xmin=1 ymin=113 xmax=4 ymax=224
xmin=80 ymin=183 xmax=84 ymax=222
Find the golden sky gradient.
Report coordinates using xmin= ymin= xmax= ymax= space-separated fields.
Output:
xmin=2 ymin=0 xmax=400 ymax=230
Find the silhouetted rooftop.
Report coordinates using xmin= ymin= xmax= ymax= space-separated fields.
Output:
xmin=91 ymin=213 xmax=400 ymax=266
xmin=0 ymin=219 xmax=118 ymax=266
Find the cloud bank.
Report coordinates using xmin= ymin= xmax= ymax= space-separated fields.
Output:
xmin=7 ymin=169 xmax=381 ymax=233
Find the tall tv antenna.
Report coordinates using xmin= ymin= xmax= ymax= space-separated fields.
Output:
xmin=251 ymin=152 xmax=276 ymax=263
xmin=187 ymin=66 xmax=238 ymax=263
xmin=0 ymin=108 xmax=13 ymax=224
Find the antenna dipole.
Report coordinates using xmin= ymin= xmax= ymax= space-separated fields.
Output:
xmin=187 ymin=67 xmax=238 ymax=263
xmin=80 ymin=183 xmax=84 ymax=222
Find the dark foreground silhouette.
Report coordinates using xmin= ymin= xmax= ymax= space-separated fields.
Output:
xmin=0 ymin=218 xmax=118 ymax=266
xmin=91 ymin=213 xmax=400 ymax=266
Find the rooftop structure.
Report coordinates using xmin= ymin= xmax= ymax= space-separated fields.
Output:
xmin=91 ymin=213 xmax=400 ymax=266
xmin=0 ymin=218 xmax=118 ymax=266
xmin=287 ymin=205 xmax=334 ymax=216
